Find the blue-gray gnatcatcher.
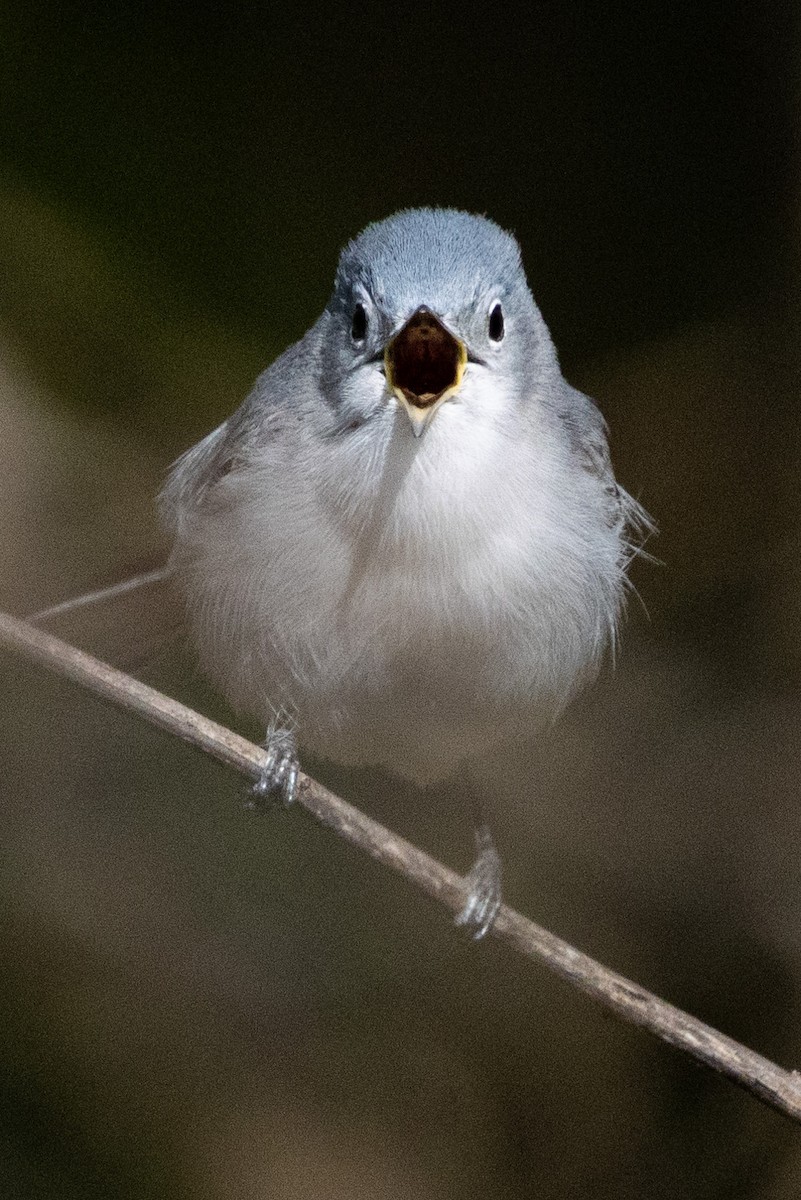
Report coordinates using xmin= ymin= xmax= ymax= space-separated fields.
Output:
xmin=161 ymin=208 xmax=650 ymax=936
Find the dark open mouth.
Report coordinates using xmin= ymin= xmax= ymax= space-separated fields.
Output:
xmin=385 ymin=308 xmax=465 ymax=408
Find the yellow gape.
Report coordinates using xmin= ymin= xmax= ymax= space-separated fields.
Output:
xmin=384 ymin=307 xmax=467 ymax=437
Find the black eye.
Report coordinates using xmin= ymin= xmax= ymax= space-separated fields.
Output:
xmin=488 ymin=303 xmax=504 ymax=342
xmin=351 ymin=302 xmax=368 ymax=342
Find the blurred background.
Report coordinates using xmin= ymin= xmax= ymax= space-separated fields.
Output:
xmin=1 ymin=2 xmax=800 ymax=1195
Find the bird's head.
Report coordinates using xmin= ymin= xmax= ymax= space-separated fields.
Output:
xmin=321 ymin=208 xmax=558 ymax=438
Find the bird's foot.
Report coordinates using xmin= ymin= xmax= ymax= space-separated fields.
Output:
xmin=454 ymin=822 xmax=502 ymax=940
xmin=248 ymin=725 xmax=300 ymax=810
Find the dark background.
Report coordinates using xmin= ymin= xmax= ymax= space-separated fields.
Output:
xmin=1 ymin=3 xmax=800 ymax=1196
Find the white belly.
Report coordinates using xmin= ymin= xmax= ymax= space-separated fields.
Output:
xmin=175 ymin=400 xmax=620 ymax=784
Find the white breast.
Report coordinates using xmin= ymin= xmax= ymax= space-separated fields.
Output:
xmin=174 ymin=389 xmax=623 ymax=784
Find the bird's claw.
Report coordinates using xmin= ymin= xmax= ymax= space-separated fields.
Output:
xmin=248 ymin=727 xmax=299 ymax=809
xmin=454 ymin=826 xmax=502 ymax=940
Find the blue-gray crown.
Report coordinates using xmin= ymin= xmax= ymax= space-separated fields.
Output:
xmin=334 ymin=208 xmax=525 ymax=315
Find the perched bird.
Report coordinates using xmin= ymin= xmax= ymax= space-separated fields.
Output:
xmin=161 ymin=208 xmax=650 ymax=936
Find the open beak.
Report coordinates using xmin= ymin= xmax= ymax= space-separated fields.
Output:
xmin=384 ymin=307 xmax=467 ymax=437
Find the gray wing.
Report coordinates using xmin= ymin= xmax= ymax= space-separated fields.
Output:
xmin=160 ymin=321 xmax=326 ymax=529
xmin=159 ymin=420 xmax=239 ymax=527
xmin=558 ymin=382 xmax=653 ymax=563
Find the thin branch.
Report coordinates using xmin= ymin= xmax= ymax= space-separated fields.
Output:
xmin=29 ymin=567 xmax=171 ymax=624
xmin=1 ymin=607 xmax=800 ymax=1123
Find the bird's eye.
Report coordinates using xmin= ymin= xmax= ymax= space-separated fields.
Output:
xmin=351 ymin=303 xmax=368 ymax=342
xmin=488 ymin=303 xmax=505 ymax=343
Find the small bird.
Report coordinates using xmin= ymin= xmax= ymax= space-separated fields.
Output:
xmin=161 ymin=208 xmax=650 ymax=936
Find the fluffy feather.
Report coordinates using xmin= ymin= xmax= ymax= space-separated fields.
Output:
xmin=161 ymin=209 xmax=651 ymax=785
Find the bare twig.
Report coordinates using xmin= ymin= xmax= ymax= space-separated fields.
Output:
xmin=28 ymin=567 xmax=171 ymax=624
xmin=1 ymin=606 xmax=800 ymax=1123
